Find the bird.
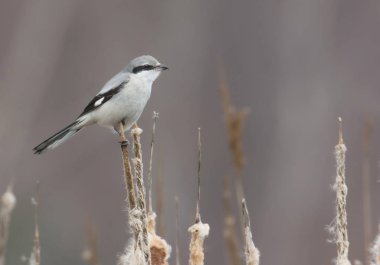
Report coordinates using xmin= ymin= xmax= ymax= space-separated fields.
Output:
xmin=33 ymin=55 xmax=168 ymax=154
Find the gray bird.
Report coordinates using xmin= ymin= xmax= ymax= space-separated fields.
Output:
xmin=33 ymin=55 xmax=168 ymax=154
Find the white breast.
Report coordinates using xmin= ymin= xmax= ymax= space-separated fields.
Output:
xmin=92 ymin=75 xmax=153 ymax=130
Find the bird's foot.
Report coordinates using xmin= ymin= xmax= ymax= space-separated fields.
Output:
xmin=119 ymin=139 xmax=129 ymax=147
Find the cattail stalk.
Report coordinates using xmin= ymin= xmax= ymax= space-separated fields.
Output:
xmin=117 ymin=122 xmax=142 ymax=265
xmin=219 ymin=68 xmax=249 ymax=204
xmin=223 ymin=175 xmax=240 ymax=265
xmin=195 ymin=128 xmax=201 ymax=223
xmin=218 ymin=63 xmax=249 ymax=175
xmin=148 ymin=112 xmax=159 ymax=214
xmin=333 ymin=117 xmax=351 ymax=265
xmin=218 ymin=61 xmax=249 ymax=238
xmin=145 ymin=113 xmax=172 ymax=265
xmin=242 ymin=199 xmax=260 ymax=265
xmin=0 ymin=184 xmax=16 ymax=265
xmin=131 ymin=126 xmax=151 ymax=265
xmin=188 ymin=128 xmax=210 ymax=265
xmin=117 ymin=122 xmax=137 ymax=210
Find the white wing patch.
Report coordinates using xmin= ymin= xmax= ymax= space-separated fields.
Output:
xmin=94 ymin=97 xmax=104 ymax=107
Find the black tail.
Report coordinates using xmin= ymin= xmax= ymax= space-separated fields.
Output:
xmin=33 ymin=120 xmax=83 ymax=154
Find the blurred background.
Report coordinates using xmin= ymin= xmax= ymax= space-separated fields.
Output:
xmin=0 ymin=0 xmax=380 ymax=264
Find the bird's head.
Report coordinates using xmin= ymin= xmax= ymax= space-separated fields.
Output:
xmin=125 ymin=55 xmax=168 ymax=83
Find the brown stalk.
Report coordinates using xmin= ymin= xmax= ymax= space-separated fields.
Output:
xmin=223 ymin=175 xmax=241 ymax=265
xmin=117 ymin=122 xmax=143 ymax=265
xmin=218 ymin=62 xmax=249 ymax=207
xmin=145 ymin=113 xmax=172 ymax=265
xmin=188 ymin=128 xmax=210 ymax=265
xmin=333 ymin=117 xmax=351 ymax=265
xmin=218 ymin=63 xmax=249 ymax=176
xmin=117 ymin=122 xmax=136 ymax=210
xmin=148 ymin=112 xmax=159 ymax=214
xmin=195 ymin=128 xmax=201 ymax=223
xmin=131 ymin=125 xmax=151 ymax=265
xmin=218 ymin=59 xmax=249 ymax=260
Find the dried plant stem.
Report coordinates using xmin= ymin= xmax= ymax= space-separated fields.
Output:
xmin=370 ymin=224 xmax=380 ymax=265
xmin=0 ymin=184 xmax=16 ymax=265
xmin=118 ymin=122 xmax=137 ymax=210
xmin=242 ymin=199 xmax=260 ymax=265
xmin=195 ymin=128 xmax=202 ymax=223
xmin=218 ymin=61 xmax=249 ymax=233
xmin=188 ymin=128 xmax=209 ymax=265
xmin=131 ymin=126 xmax=151 ymax=265
xmin=117 ymin=122 xmax=144 ymax=265
xmin=218 ymin=63 xmax=249 ymax=174
xmin=144 ymin=112 xmax=171 ymax=265
xmin=148 ymin=112 xmax=159 ymax=214
xmin=223 ymin=176 xmax=241 ymax=265
xmin=333 ymin=117 xmax=351 ymax=265
xmin=362 ymin=119 xmax=373 ymax=263
xmin=220 ymin=66 xmax=249 ymax=198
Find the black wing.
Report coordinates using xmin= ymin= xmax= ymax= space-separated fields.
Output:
xmin=79 ymin=81 xmax=128 ymax=117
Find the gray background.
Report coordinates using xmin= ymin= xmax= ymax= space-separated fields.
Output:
xmin=0 ymin=1 xmax=380 ymax=264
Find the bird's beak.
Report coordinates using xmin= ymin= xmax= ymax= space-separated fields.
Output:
xmin=157 ymin=65 xmax=169 ymax=71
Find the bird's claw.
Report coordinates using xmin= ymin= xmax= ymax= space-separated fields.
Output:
xmin=119 ymin=140 xmax=129 ymax=147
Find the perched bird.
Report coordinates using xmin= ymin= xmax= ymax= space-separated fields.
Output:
xmin=33 ymin=55 xmax=168 ymax=154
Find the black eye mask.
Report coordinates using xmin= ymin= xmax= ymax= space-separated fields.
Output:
xmin=132 ymin=64 xmax=155 ymax=74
